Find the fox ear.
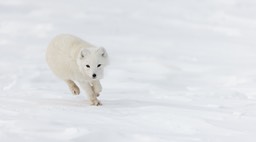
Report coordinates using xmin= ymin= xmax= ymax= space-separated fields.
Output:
xmin=97 ymin=47 xmax=108 ymax=58
xmin=80 ymin=49 xmax=89 ymax=59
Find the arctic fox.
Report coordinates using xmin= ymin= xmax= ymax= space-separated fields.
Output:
xmin=46 ymin=34 xmax=109 ymax=106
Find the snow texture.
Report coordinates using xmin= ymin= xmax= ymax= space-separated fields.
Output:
xmin=1 ymin=0 xmax=256 ymax=142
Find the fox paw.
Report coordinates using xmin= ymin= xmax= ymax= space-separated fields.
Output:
xmin=70 ymin=85 xmax=80 ymax=95
xmin=90 ymin=99 xmax=102 ymax=106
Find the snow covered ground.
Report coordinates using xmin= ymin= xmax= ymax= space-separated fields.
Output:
xmin=1 ymin=0 xmax=256 ymax=141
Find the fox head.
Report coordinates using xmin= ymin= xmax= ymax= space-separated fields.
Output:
xmin=77 ymin=47 xmax=109 ymax=80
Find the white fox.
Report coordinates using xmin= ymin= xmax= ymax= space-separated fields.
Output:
xmin=46 ymin=34 xmax=109 ymax=106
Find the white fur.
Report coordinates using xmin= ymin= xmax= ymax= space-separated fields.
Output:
xmin=46 ymin=34 xmax=109 ymax=106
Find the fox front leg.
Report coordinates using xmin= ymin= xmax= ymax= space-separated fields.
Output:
xmin=65 ymin=80 xmax=80 ymax=95
xmin=91 ymin=80 xmax=102 ymax=97
xmin=79 ymin=81 xmax=102 ymax=106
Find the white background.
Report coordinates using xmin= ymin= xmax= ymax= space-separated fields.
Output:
xmin=1 ymin=0 xmax=256 ymax=141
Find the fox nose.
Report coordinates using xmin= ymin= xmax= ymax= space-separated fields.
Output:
xmin=92 ymin=74 xmax=97 ymax=78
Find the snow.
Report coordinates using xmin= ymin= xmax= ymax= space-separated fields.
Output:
xmin=1 ymin=0 xmax=256 ymax=141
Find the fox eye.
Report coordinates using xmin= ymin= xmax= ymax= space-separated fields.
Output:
xmin=86 ymin=65 xmax=90 ymax=68
xmin=97 ymin=64 xmax=101 ymax=67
